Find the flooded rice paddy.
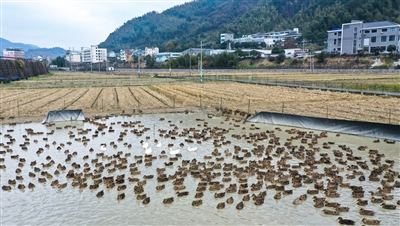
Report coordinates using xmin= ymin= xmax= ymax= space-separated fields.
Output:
xmin=1 ymin=111 xmax=399 ymax=225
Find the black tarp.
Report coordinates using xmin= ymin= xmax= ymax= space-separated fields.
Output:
xmin=42 ymin=109 xmax=84 ymax=124
xmin=246 ymin=112 xmax=400 ymax=141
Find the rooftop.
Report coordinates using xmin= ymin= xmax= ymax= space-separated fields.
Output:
xmin=362 ymin=21 xmax=399 ymax=28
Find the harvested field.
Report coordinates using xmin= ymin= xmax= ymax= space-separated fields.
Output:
xmin=1 ymin=81 xmax=399 ymax=125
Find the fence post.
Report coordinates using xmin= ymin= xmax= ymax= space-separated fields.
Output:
xmin=282 ymin=102 xmax=284 ymax=114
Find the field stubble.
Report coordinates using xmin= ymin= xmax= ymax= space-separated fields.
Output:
xmin=0 ymin=72 xmax=399 ymax=125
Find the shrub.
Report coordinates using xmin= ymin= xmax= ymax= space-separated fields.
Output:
xmin=316 ymin=52 xmax=327 ymax=63
xmin=17 ymin=60 xmax=25 ymax=68
xmin=275 ymin=53 xmax=285 ymax=64
xmin=290 ymin=59 xmax=300 ymax=65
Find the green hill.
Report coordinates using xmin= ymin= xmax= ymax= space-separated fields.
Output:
xmin=99 ymin=0 xmax=400 ymax=51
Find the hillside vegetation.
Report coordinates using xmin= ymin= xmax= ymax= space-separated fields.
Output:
xmin=100 ymin=0 xmax=400 ymax=52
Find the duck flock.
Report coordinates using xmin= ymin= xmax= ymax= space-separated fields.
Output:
xmin=1 ymin=111 xmax=399 ymax=225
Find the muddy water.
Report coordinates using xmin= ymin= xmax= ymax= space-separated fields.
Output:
xmin=1 ymin=111 xmax=399 ymax=225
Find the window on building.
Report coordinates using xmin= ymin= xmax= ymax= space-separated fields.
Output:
xmin=371 ymin=36 xmax=376 ymax=43
xmin=389 ymin=35 xmax=395 ymax=41
xmin=380 ymin=46 xmax=386 ymax=51
xmin=371 ymin=29 xmax=377 ymax=33
xmin=334 ymin=39 xmax=337 ymax=44
xmin=334 ymin=32 xmax=337 ymax=35
xmin=389 ymin=27 xmax=396 ymax=32
xmin=338 ymin=32 xmax=342 ymax=36
xmin=382 ymin=28 xmax=387 ymax=32
xmin=364 ymin=30 xmax=370 ymax=33
xmin=381 ymin=36 xmax=387 ymax=42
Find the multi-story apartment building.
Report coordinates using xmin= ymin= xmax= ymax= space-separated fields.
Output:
xmin=65 ymin=50 xmax=81 ymax=63
xmin=3 ymin=48 xmax=25 ymax=59
xmin=327 ymin=20 xmax=400 ymax=54
xmin=81 ymin=45 xmax=107 ymax=63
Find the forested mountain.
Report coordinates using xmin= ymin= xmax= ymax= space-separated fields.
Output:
xmin=99 ymin=0 xmax=400 ymax=51
xmin=100 ymin=0 xmax=260 ymax=51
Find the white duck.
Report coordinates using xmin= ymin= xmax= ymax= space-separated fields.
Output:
xmin=140 ymin=140 xmax=149 ymax=149
xmin=100 ymin=144 xmax=107 ymax=151
xmin=144 ymin=147 xmax=152 ymax=155
xmin=188 ymin=147 xmax=198 ymax=152
xmin=156 ymin=141 xmax=162 ymax=148
xmin=169 ymin=148 xmax=180 ymax=155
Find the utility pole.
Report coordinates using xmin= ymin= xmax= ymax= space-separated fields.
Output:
xmin=169 ymin=52 xmax=172 ymax=77
xmin=69 ymin=48 xmax=72 ymax=71
xmin=310 ymin=54 xmax=314 ymax=73
xmin=189 ymin=49 xmax=192 ymax=76
xmin=200 ymin=41 xmax=203 ymax=83
xmin=138 ymin=54 xmax=141 ymax=78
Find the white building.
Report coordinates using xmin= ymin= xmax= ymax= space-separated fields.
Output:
xmin=65 ymin=51 xmax=81 ymax=63
xmin=327 ymin=20 xmax=400 ymax=54
xmin=81 ymin=45 xmax=107 ymax=63
xmin=3 ymin=48 xmax=25 ymax=59
xmin=119 ymin=49 xmax=127 ymax=61
xmin=145 ymin=46 xmax=159 ymax=56
xmin=229 ymin=28 xmax=301 ymax=47
xmin=220 ymin=33 xmax=234 ymax=43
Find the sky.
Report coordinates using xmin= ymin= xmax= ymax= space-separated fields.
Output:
xmin=0 ymin=0 xmax=190 ymax=50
